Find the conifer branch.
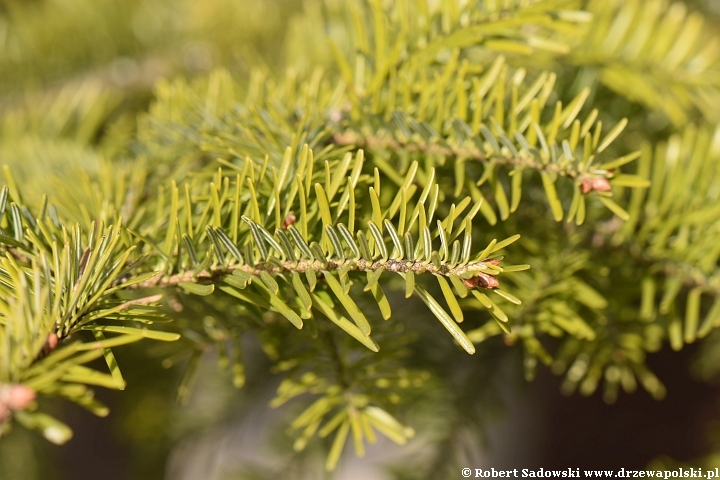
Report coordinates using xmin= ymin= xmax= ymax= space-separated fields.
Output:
xmin=566 ymin=0 xmax=720 ymax=125
xmin=5 ymin=0 xmax=720 ymax=471
xmin=136 ymin=257 xmax=502 ymax=289
xmin=333 ymin=129 xmax=605 ymax=183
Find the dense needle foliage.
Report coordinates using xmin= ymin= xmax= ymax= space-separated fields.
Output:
xmin=1 ymin=0 xmax=720 ymax=477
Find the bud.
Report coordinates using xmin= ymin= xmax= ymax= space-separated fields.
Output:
xmin=44 ymin=333 xmax=59 ymax=352
xmin=462 ymin=273 xmax=499 ymax=289
xmin=282 ymin=213 xmax=297 ymax=229
xmin=0 ymin=384 xmax=36 ymax=411
xmin=581 ymin=177 xmax=612 ymax=194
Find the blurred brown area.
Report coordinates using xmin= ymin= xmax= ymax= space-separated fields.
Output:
xmin=536 ymin=344 xmax=720 ymax=469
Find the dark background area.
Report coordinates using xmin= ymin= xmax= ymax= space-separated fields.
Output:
xmin=41 ymin=343 xmax=720 ymax=478
xmin=537 ymin=344 xmax=720 ymax=469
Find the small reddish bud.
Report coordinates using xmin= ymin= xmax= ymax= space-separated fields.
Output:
xmin=581 ymin=177 xmax=612 ymax=194
xmin=592 ymin=178 xmax=612 ymax=192
xmin=581 ymin=179 xmax=592 ymax=194
xmin=477 ymin=273 xmax=499 ymax=288
xmin=282 ymin=213 xmax=296 ymax=229
xmin=0 ymin=384 xmax=36 ymax=411
xmin=40 ymin=332 xmax=59 ymax=357
xmin=45 ymin=333 xmax=59 ymax=351
xmin=462 ymin=273 xmax=499 ymax=289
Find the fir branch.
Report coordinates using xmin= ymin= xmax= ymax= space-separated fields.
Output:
xmin=333 ymin=129 xmax=606 ymax=183
xmin=5 ymin=0 xmax=720 ymax=468
xmin=135 ymin=258 xmax=503 ymax=289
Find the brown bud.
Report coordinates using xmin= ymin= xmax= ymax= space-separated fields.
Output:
xmin=477 ymin=273 xmax=499 ymax=288
xmin=462 ymin=273 xmax=499 ymax=289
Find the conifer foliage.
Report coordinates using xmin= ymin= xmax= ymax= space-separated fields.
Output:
xmin=1 ymin=0 xmax=720 ymax=474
